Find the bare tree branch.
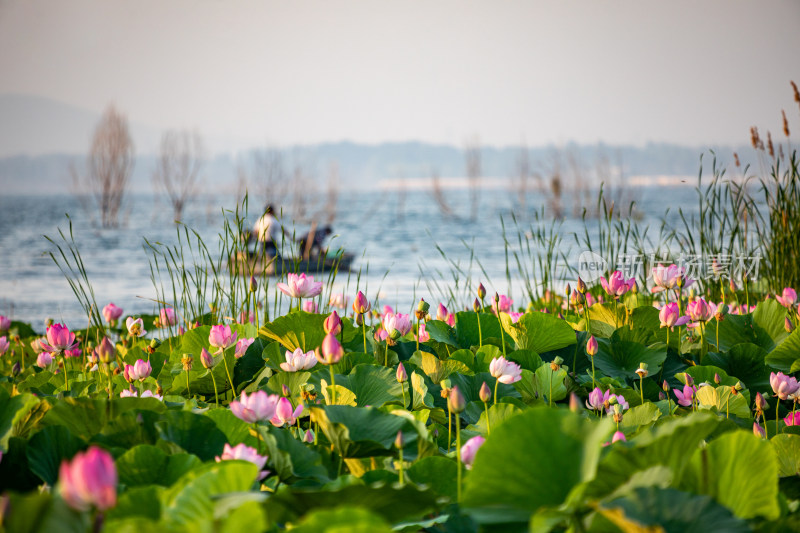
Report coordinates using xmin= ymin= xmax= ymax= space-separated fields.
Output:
xmin=152 ymin=129 xmax=205 ymax=222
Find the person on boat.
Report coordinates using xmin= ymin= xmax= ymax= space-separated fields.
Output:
xmin=253 ymin=204 xmax=292 ymax=257
xmin=297 ymin=225 xmax=333 ymax=258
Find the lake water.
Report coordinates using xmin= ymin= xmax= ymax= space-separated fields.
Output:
xmin=0 ymin=182 xmax=699 ymax=329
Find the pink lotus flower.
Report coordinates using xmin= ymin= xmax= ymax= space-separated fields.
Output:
xmin=460 ymin=435 xmax=485 ymax=470
xmin=125 ymin=317 xmax=147 ymax=338
xmin=382 ymin=312 xmax=412 ymax=339
xmin=585 ymin=387 xmax=610 ymax=410
xmin=489 ymin=356 xmax=522 ymax=384
xmin=209 ymin=325 xmax=238 ymax=350
xmin=352 ymin=291 xmax=371 ymax=314
xmin=436 ymin=303 xmax=449 ymax=322
xmin=315 ymin=332 xmax=344 ymax=365
xmin=0 ymin=336 xmax=9 ymax=356
xmin=30 ymin=337 xmax=46 ymax=353
xmin=159 ymin=308 xmax=177 ymax=327
xmin=651 ymin=264 xmax=683 ymax=292
xmin=600 ymin=271 xmax=636 ymax=298
xmin=215 ymin=443 xmax=269 ymax=480
xmin=784 ymin=412 xmax=800 ymax=427
xmin=120 ymin=389 xmax=163 ymax=401
xmin=123 ymin=359 xmax=152 ymax=382
xmin=200 ymin=347 xmax=215 ymax=369
xmin=508 ymin=312 xmax=524 ymax=324
xmin=491 ymin=295 xmax=513 ymax=314
xmin=328 ymin=292 xmax=349 ymax=309
xmin=270 ymin=397 xmax=303 ymax=427
xmin=40 ymin=323 xmax=79 ymax=354
xmin=276 ymin=273 xmax=323 ymax=299
xmin=753 ymin=421 xmax=766 ymax=438
xmin=605 ymin=394 xmax=629 ymax=414
xmin=238 ymin=310 xmax=255 ymax=324
xmin=324 ymin=311 xmax=342 ymax=335
xmin=415 ymin=323 xmax=430 ymax=343
xmin=673 ymin=384 xmax=697 ymax=407
xmin=585 ymin=293 xmax=597 ymax=307
xmin=301 ymin=300 xmax=318 ymax=313
xmin=36 ymin=352 xmax=53 ymax=368
xmin=59 ymin=446 xmax=117 ymax=511
xmin=770 ymin=371 xmax=800 ymax=400
xmin=234 ymin=338 xmax=255 ymax=359
xmin=659 ymin=302 xmax=689 ymax=329
xmin=280 ymin=348 xmax=318 ymax=372
xmin=686 ymin=298 xmax=716 ymax=324
xmin=381 ymin=305 xmax=395 ymax=318
xmin=102 ymin=303 xmax=123 ymax=324
xmin=776 ymin=287 xmax=798 ymax=308
xmin=65 ymin=348 xmax=81 ymax=358
xmin=374 ymin=328 xmax=389 ymax=342
xmin=0 ymin=315 xmax=10 ymax=331
xmin=230 ymin=390 xmax=279 ymax=423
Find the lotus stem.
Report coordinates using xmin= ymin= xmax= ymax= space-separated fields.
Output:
xmin=398 ymin=446 xmax=404 ymax=485
xmin=330 ymin=366 xmax=337 ymax=404
xmin=639 ymin=374 xmax=644 ymax=405
xmin=484 ymin=401 xmax=491 ymax=435
xmin=590 ymin=355 xmax=596 ymax=389
xmin=548 ymin=369 xmax=554 ymax=408
xmin=401 ymin=382 xmax=407 ymax=409
xmin=447 ymin=406 xmax=452 ymax=453
xmin=776 ymin=401 xmax=780 ymax=437
xmin=362 ymin=324 xmax=368 ymax=355
xmin=497 ymin=312 xmax=506 ymax=357
xmin=222 ymin=352 xmax=235 ymax=396
xmin=62 ymin=356 xmax=69 ymax=393
xmin=210 ymin=370 xmax=219 ymax=407
xmin=185 ymin=370 xmax=191 ymax=398
xmin=493 ymin=379 xmax=499 ymax=406
xmin=455 ymin=412 xmax=462 ymax=502
xmin=477 ymin=312 xmax=483 ymax=347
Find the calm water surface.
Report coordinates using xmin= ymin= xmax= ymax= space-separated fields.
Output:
xmin=0 ymin=185 xmax=698 ymax=330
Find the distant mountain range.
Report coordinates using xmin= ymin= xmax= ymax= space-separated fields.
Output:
xmin=0 ymin=93 xmax=752 ymax=194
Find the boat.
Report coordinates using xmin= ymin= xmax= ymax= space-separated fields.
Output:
xmin=228 ymin=249 xmax=354 ymax=276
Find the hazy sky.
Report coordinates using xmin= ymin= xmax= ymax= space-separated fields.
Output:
xmin=1 ymin=0 xmax=799 ymax=151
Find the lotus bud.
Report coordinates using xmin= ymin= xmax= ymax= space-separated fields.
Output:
xmin=569 ymin=392 xmax=581 ymax=412
xmin=394 ymin=430 xmax=404 ymax=449
xmin=753 ymin=421 xmax=766 ymax=438
xmin=550 ymin=356 xmax=564 ymax=371
xmin=324 ymin=311 xmax=342 ymax=335
xmin=577 ymin=277 xmax=587 ymax=294
xmin=448 ymin=385 xmax=466 ymax=413
xmin=755 ymin=392 xmax=767 ymax=412
xmin=684 ymin=373 xmax=694 ymax=386
xmin=477 ymin=283 xmax=486 ymax=300
xmin=396 ymin=363 xmax=407 ymax=383
xmin=565 ymin=284 xmax=571 ymax=298
xmin=316 ymin=332 xmax=344 ymax=365
xmin=249 ymin=275 xmax=258 ymax=293
xmin=303 ymin=429 xmax=314 ymax=443
xmin=200 ymin=347 xmax=214 ymax=369
xmin=662 ymin=380 xmax=669 ymax=392
xmin=479 ymin=381 xmax=491 ymax=403
xmin=786 ymin=317 xmax=795 ymax=333
xmin=729 ymin=279 xmax=737 ymax=292
xmin=11 ymin=361 xmax=21 ymax=377
xmin=352 ymin=291 xmax=371 ymax=315
xmin=611 ymin=431 xmax=626 ymax=443
xmin=658 ymin=391 xmax=666 ymax=401
xmin=95 ymin=337 xmax=115 ymax=364
xmin=473 ymin=298 xmax=481 ymax=313
xmin=714 ymin=373 xmax=721 ymax=385
xmin=282 ymin=384 xmax=291 ymax=397
xmin=181 ymin=354 xmax=193 ymax=371
xmin=635 ymin=362 xmax=648 ymax=378
xmin=586 ymin=335 xmax=598 ymax=357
